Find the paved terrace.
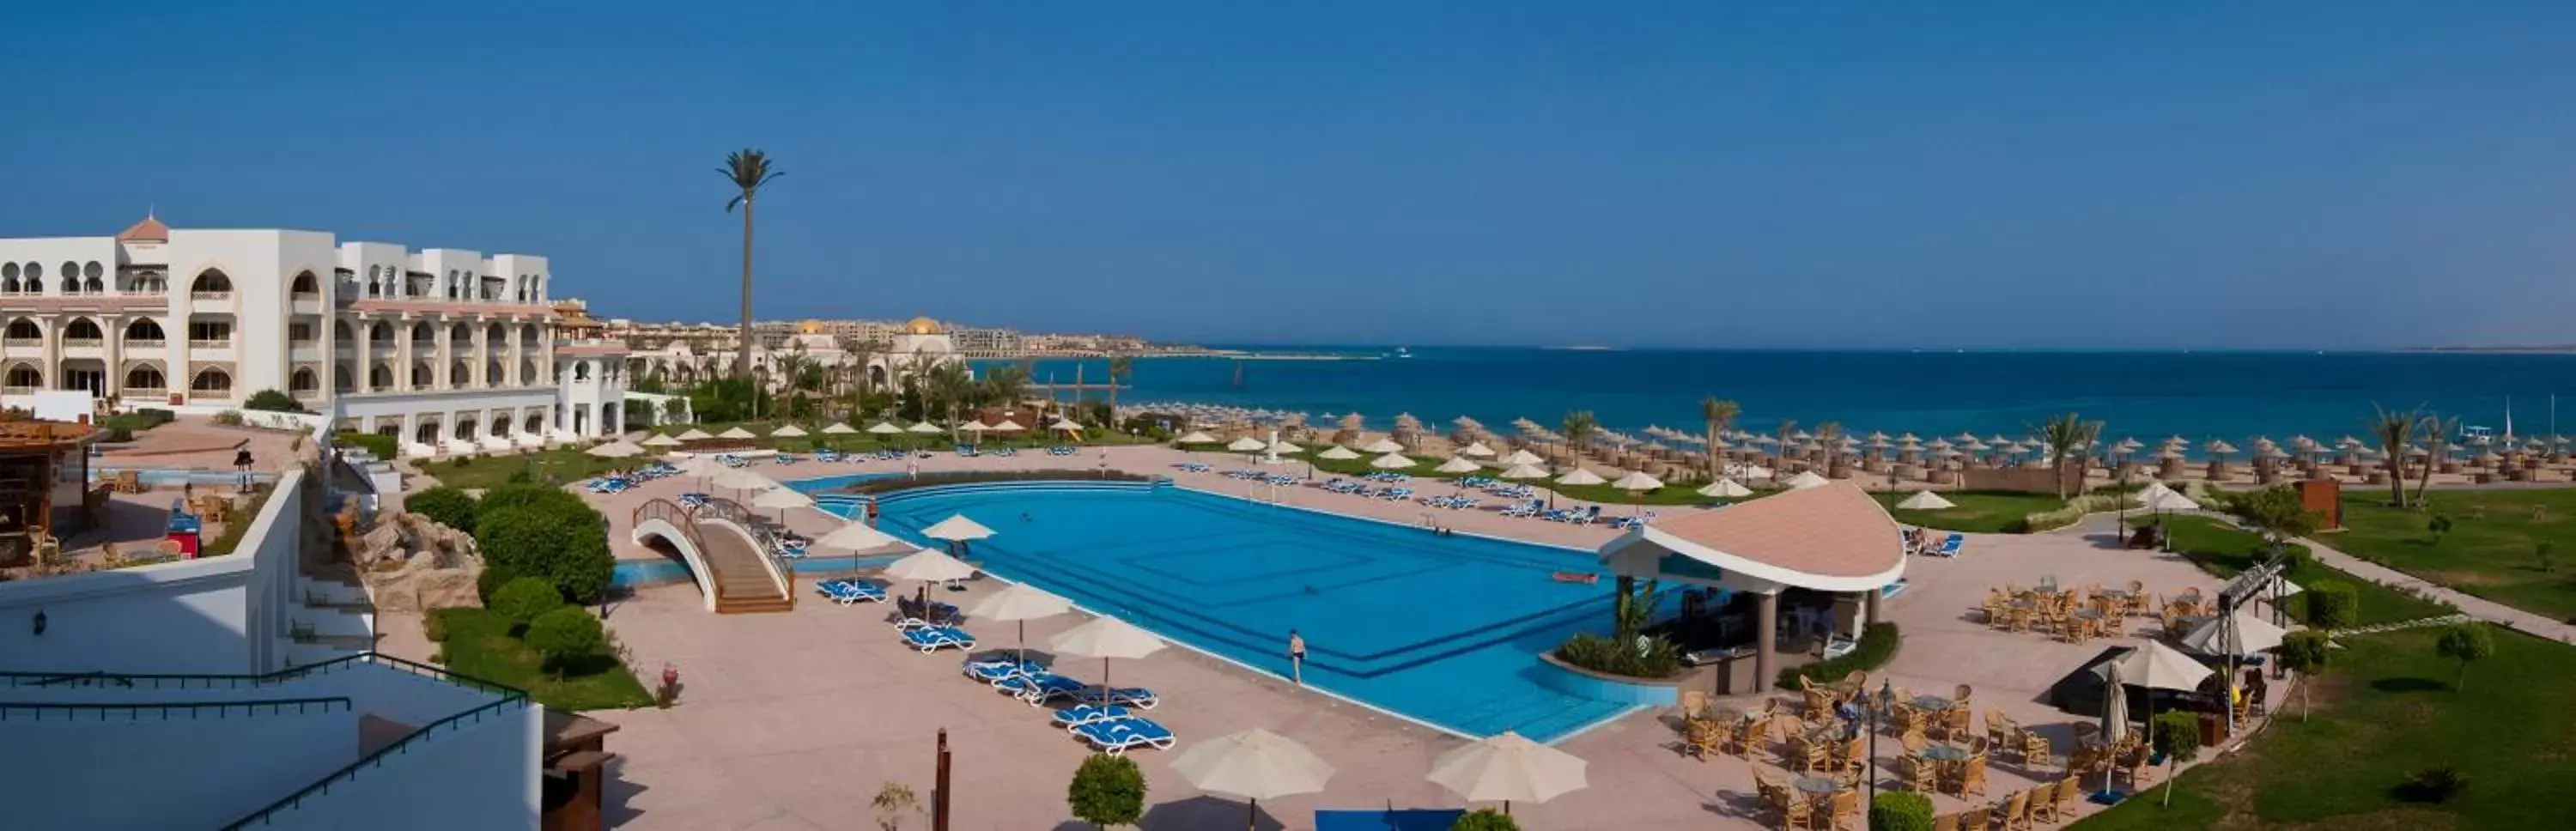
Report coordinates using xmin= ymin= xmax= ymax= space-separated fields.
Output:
xmin=578 ymin=446 xmax=2237 ymax=829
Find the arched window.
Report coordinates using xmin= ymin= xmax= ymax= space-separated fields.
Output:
xmin=335 ymin=364 xmax=355 ymax=392
xmin=524 ymin=414 xmax=544 ymax=434
xmin=125 ymin=318 xmax=165 ymax=343
xmin=5 ymin=364 xmax=43 ymax=389
xmin=190 ymin=270 xmax=232 ymax=294
xmin=60 ymin=263 xmax=76 ymax=284
xmin=370 ymin=363 xmax=393 ymax=388
xmin=521 ymin=360 xmax=538 ymax=383
xmin=290 ymin=367 xmax=319 ymax=392
xmin=82 ymin=275 xmax=101 ymax=294
xmin=449 ymin=323 xmax=474 ymax=349
xmin=519 ymin=324 xmax=541 ymax=345
xmin=486 ymin=324 xmax=507 ymax=348
xmin=124 ymin=365 xmax=165 ymax=390
xmin=416 ymin=421 xmax=440 ymax=445
xmin=411 ymin=361 xmax=434 ymax=387
xmin=2 ymin=263 xmax=16 ymax=293
xmin=487 ymin=361 xmax=505 ymax=385
xmin=370 ymin=322 xmax=393 ymax=343
xmin=574 ymin=361 xmax=592 ymax=380
xmin=131 ymin=270 xmax=165 ymax=293
xmin=450 ymin=361 xmax=471 ymax=386
xmin=4 ymin=318 xmax=39 ymax=339
xmin=410 ymin=323 xmax=434 ymax=344
xmin=63 ymin=318 xmax=103 ymax=341
xmin=493 ymin=415 xmax=513 ymax=437
xmin=446 ymin=270 xmax=459 ymax=300
xmin=333 ymin=320 xmax=355 ymax=342
xmin=23 ymin=262 xmax=42 ymax=293
xmin=290 ymin=271 xmax=319 ymax=294
xmin=189 ymin=367 xmax=234 ymax=394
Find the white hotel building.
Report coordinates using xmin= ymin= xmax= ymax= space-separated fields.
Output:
xmin=0 ymin=215 xmax=627 ymax=448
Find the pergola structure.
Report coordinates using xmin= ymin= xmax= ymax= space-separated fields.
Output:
xmin=0 ymin=413 xmax=97 ymax=567
xmin=1597 ymin=482 xmax=1906 ymax=690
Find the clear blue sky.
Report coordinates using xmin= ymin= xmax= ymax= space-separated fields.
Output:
xmin=4 ymin=2 xmax=2573 ymax=349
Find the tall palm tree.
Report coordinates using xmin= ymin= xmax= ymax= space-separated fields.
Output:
xmin=1559 ymin=410 xmax=1598 ymax=466
xmin=2367 ymin=404 xmax=2422 ymax=506
xmin=925 ymin=360 xmax=975 ymax=442
xmin=1106 ymin=355 xmax=1133 ymax=423
xmin=2034 ymin=412 xmax=2104 ymax=499
xmin=2414 ymin=412 xmax=2457 ymax=508
xmin=1698 ymin=396 xmax=1740 ymax=483
xmin=983 ymin=364 xmax=1029 ymax=409
xmin=720 ymin=149 xmax=783 ymax=378
xmin=1775 ymin=418 xmax=1800 ymax=476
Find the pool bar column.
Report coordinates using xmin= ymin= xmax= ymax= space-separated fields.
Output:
xmin=1754 ymin=589 xmax=1778 ymax=691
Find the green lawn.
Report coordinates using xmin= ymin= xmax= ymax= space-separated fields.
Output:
xmin=2332 ymin=492 xmax=2576 ymax=622
xmin=2073 ymin=625 xmax=2576 ymax=830
xmin=423 ymin=448 xmax=629 ymax=491
xmin=1874 ymin=490 xmax=2066 ymax=533
xmin=2142 ymin=516 xmax=2453 ymax=627
xmin=432 ymin=608 xmax=653 ymax=711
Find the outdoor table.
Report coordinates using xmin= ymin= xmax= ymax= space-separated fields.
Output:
xmin=1910 ymin=695 xmax=1953 ymax=712
xmin=1922 ymin=743 xmax=1972 ymax=762
xmin=1793 ymin=776 xmax=1843 ymax=798
xmin=2036 ymin=578 xmax=2061 ymax=594
xmin=2073 ymin=609 xmax=2105 ymax=621
xmin=2096 ymin=589 xmax=2133 ymax=601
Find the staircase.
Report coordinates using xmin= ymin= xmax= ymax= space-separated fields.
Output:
xmin=696 ymin=521 xmax=793 ymax=614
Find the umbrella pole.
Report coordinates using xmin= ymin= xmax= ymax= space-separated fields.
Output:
xmin=1247 ymin=798 xmax=1257 ymax=831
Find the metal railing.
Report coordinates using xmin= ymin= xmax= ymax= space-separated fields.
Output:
xmin=125 ymin=338 xmax=165 ymax=349
xmin=222 ymin=694 xmax=529 ymax=828
xmin=0 ymin=696 xmax=353 ymax=723
xmin=693 ymin=495 xmax=798 ymax=605
xmin=190 ymin=290 xmax=234 ymax=302
xmin=0 ymin=652 xmax=519 ymax=697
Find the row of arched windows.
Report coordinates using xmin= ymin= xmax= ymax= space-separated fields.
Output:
xmin=0 ymin=362 xmax=228 ymax=393
xmin=356 ymin=264 xmax=546 ymax=302
xmin=350 ymin=360 xmax=539 ymax=390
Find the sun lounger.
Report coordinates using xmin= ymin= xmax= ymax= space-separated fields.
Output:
xmin=1051 ymin=703 xmax=1134 ymax=729
xmin=1935 ymin=534 xmax=1964 ymax=557
xmin=1072 ymin=716 xmax=1176 ymax=755
xmin=817 ymin=579 xmax=885 ymax=604
xmin=963 ymin=658 xmax=1046 ymax=683
xmin=1072 ymin=686 xmax=1160 ymax=709
xmin=900 ymin=626 xmax=976 ymax=653
xmin=995 ymin=671 xmax=1088 ymax=705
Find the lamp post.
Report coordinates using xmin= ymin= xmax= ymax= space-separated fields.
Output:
xmin=1868 ymin=680 xmax=1893 ymax=804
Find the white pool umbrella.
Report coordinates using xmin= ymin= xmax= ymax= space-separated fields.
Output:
xmin=1697 ymin=478 xmax=1752 ymax=498
xmin=586 ymin=440 xmax=645 ymax=458
xmin=1171 ymin=729 xmax=1336 ymax=831
xmin=868 ymin=422 xmax=905 ymax=435
xmin=1611 ymin=470 xmax=1663 ymax=491
xmin=1356 ymin=438 xmax=1400 ymax=454
xmin=1895 ymin=489 xmax=1956 ymax=510
xmin=969 ymin=582 xmax=1072 ymax=665
xmin=908 ymin=422 xmax=943 ymax=434
xmin=1370 ymin=452 xmax=1416 ymax=470
xmin=823 ymin=422 xmax=860 ymax=435
xmin=2142 ymin=490 xmax=2202 ymax=513
xmin=2181 ymin=608 xmax=2287 ymax=655
xmin=1502 ymin=449 xmax=1544 ymax=466
xmin=921 ymin=513 xmax=996 ymax=542
xmin=1049 ymin=615 xmax=1167 ymax=698
xmin=2097 ymin=658 xmax=2129 ymax=796
xmin=816 ymin=521 xmax=901 ymax=551
xmin=960 ymin=421 xmax=992 ymax=434
xmin=751 ymin=486 xmax=815 ymax=511
xmin=1176 ymin=430 xmax=1219 ymax=445
xmin=1226 ymin=436 xmax=1267 ymax=452
xmin=771 ymin=424 xmax=809 ymax=438
xmin=1051 ymin=417 xmax=1084 ymax=432
xmin=641 ymin=434 xmax=682 ymax=447
xmin=1267 ymin=440 xmax=1303 ymax=455
xmin=2135 ymin=480 xmax=2176 ymax=506
xmin=712 ymin=468 xmax=775 ymax=493
xmin=1555 ymin=468 xmax=1606 ymax=487
xmin=1427 ymin=731 xmax=1589 ymax=816
xmin=1498 ymin=463 xmax=1548 ymax=480
xmin=1459 ymin=441 xmax=1497 ymax=458
xmin=1316 ymin=446 xmax=1361 ymax=460
xmin=988 ymin=418 xmax=1025 ymax=432
xmin=1434 ymin=457 xmax=1482 ymax=474
xmin=717 ymin=426 xmax=757 ymax=440
xmin=1783 ymin=470 xmax=1830 ymax=490
xmin=675 ymin=428 xmax=714 ymax=441
xmin=883 ymin=548 xmax=976 ymax=583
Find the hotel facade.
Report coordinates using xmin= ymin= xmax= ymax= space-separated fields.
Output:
xmin=0 ymin=215 xmax=627 ymax=450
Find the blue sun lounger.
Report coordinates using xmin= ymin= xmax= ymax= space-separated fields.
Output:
xmin=901 ymin=626 xmax=976 ymax=653
xmin=1051 ymin=703 xmax=1133 ymax=729
xmin=1072 ymin=717 xmax=1176 ymax=755
xmin=962 ymin=658 xmax=1045 ymax=683
xmin=1935 ymin=533 xmax=1964 ymax=557
xmin=995 ymin=671 xmax=1087 ymax=705
xmin=816 ymin=579 xmax=885 ymax=604
xmin=1071 ymin=686 xmax=1160 ymax=709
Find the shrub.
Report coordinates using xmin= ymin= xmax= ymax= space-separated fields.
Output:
xmin=477 ymin=564 xmax=522 ymax=604
xmin=476 ymin=499 xmax=613 ymax=604
xmin=1868 ymin=792 xmax=1935 ymax=831
xmin=335 ymin=431 xmax=398 ymax=460
xmin=2304 ymin=580 xmax=2358 ymax=629
xmin=1066 ymin=752 xmax=1146 ymax=828
xmin=1450 ymin=809 xmax=1520 ymax=831
xmin=409 ymin=487 xmax=479 ymax=534
xmin=242 ymin=389 xmax=305 ymax=413
xmin=422 ymin=612 xmax=449 ymax=643
xmin=2149 ymin=710 xmax=2202 ymax=806
xmin=525 ymin=607 xmax=605 ymax=676
xmin=102 ymin=426 xmax=133 ymax=443
xmin=2433 ymin=623 xmax=2495 ymax=692
xmin=211 ymin=409 xmax=245 ymax=426
xmin=1553 ymin=631 xmax=1683 ymax=679
xmin=1778 ymin=622 xmax=1903 ymax=689
xmin=477 ymin=482 xmax=590 ymax=517
xmin=2399 ymin=766 xmax=2471 ymax=804
xmin=491 ymin=577 xmax=566 ymax=628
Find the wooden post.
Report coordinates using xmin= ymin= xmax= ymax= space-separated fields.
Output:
xmin=933 ymin=728 xmax=952 ymax=831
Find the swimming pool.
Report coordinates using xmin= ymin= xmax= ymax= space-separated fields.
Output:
xmin=843 ymin=481 xmax=1637 ymax=742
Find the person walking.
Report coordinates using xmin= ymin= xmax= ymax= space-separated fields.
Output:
xmin=1287 ymin=629 xmax=1307 ymax=686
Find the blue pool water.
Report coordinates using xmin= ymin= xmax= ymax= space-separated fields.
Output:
xmin=612 ymin=553 xmax=902 ymax=587
xmin=853 ymin=482 xmax=1636 ymax=741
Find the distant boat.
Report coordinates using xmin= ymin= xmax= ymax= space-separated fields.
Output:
xmin=1393 ymin=347 xmax=1413 ymax=359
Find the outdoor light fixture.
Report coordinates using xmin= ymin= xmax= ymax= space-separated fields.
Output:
xmin=32 ymin=610 xmax=46 ymax=636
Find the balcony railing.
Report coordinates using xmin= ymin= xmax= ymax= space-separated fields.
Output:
xmin=2 ymin=338 xmax=38 ymax=349
xmin=125 ymin=338 xmax=165 ymax=349
xmin=189 ymin=290 xmax=233 ymax=302
xmin=118 ymin=289 xmax=164 ymax=297
xmin=125 ymin=386 xmax=166 ymax=399
xmin=62 ymin=337 xmax=101 ymax=349
xmin=187 ymin=338 xmax=234 ymax=349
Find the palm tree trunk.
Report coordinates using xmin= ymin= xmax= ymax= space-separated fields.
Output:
xmin=737 ymin=197 xmax=756 ymax=378
xmin=2385 ymin=454 xmax=2405 ymax=506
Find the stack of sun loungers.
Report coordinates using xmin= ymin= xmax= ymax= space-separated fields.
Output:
xmin=716 ymin=454 xmax=751 ymax=468
xmin=1499 ymin=499 xmax=1545 ymax=518
xmin=815 ymin=449 xmax=845 ymax=463
xmin=1361 ymin=471 xmax=1410 ymax=483
xmin=1542 ymin=505 xmax=1601 ymax=525
xmin=774 ymin=453 xmax=802 ymax=465
xmin=1176 ymin=462 xmax=1213 ymax=473
xmin=1419 ymin=494 xmax=1480 ymax=510
xmin=816 ymin=578 xmax=887 ymax=604
xmin=1608 ymin=511 xmax=1659 ymax=530
xmin=1047 ymin=446 xmax=1076 ymax=456
xmin=677 ymin=492 xmax=711 ymax=508
xmin=991 ymin=447 xmax=1019 ymax=458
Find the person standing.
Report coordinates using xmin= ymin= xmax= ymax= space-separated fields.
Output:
xmin=233 ymin=447 xmax=254 ymax=490
xmin=1287 ymin=629 xmax=1307 ymax=686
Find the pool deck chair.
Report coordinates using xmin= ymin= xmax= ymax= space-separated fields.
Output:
xmin=963 ymin=658 xmax=1045 ymax=683
xmin=1072 ymin=717 xmax=1176 ymax=755
xmin=1072 ymin=686 xmax=1160 ymax=709
xmin=1313 ymin=809 xmax=1469 ymax=831
xmin=997 ymin=672 xmax=1088 ymax=705
xmin=1051 ymin=704 xmax=1133 ymax=730
xmin=1936 ymin=533 xmax=1965 ymax=557
xmin=901 ymin=626 xmax=977 ymax=653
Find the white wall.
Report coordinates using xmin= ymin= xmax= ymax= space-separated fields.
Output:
xmin=256 ymin=701 xmax=542 ymax=831
xmin=0 ymin=704 xmax=357 ymax=829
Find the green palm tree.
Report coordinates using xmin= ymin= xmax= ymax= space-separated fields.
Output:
xmin=1560 ymin=409 xmax=1598 ymax=464
xmin=1698 ymin=396 xmax=1740 ymax=483
xmin=2367 ymin=404 xmax=2422 ymax=506
xmin=983 ymin=364 xmax=1029 ymax=409
xmin=720 ymin=149 xmax=783 ymax=379
xmin=2034 ymin=412 xmax=2104 ymax=500
xmin=1775 ymin=418 xmax=1800 ymax=476
xmin=2414 ymin=412 xmax=2458 ymax=508
xmin=1106 ymin=355 xmax=1133 ymax=423
xmin=925 ymin=360 xmax=974 ymax=441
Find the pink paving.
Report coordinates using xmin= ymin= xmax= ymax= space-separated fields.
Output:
xmin=579 ymin=446 xmax=2249 ymax=829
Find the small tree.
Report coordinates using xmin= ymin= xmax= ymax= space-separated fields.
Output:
xmin=524 ymin=607 xmax=604 ymax=678
xmin=491 ymin=577 xmax=565 ymax=628
xmin=1450 ymin=808 xmax=1521 ymax=831
xmin=242 ymin=389 xmax=306 ymax=413
xmin=871 ymin=782 xmax=921 ymax=831
xmin=1867 ymin=791 xmax=1935 ymax=831
xmin=2149 ymin=710 xmax=2202 ymax=807
xmin=2426 ymin=512 xmax=2454 ymax=547
xmin=408 ymin=486 xmax=480 ymax=534
xmin=2433 ymin=623 xmax=2495 ymax=693
xmin=2303 ymin=581 xmax=2358 ymax=629
xmin=2536 ymin=541 xmax=2555 ymax=573
xmin=2275 ymin=630 xmax=2331 ymax=721
xmin=2224 ymin=485 xmax=2323 ymax=548
xmin=1066 ymin=752 xmax=1145 ymax=828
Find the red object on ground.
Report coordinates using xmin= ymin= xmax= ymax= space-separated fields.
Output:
xmin=167 ymin=531 xmax=200 ymax=558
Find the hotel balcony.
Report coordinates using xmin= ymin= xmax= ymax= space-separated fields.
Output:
xmin=190 ymin=290 xmax=233 ymax=303
xmin=3 ymin=337 xmax=39 ymax=350
xmin=187 ymin=338 xmax=234 ymax=350
xmin=125 ymin=385 xmax=167 ymax=399
xmin=125 ymin=338 xmax=167 ymax=349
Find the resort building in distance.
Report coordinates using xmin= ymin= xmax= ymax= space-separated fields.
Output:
xmin=0 ymin=214 xmax=629 ymax=453
xmin=605 ymin=314 xmax=1207 ymax=388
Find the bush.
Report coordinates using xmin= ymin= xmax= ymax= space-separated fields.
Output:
xmin=1553 ymin=631 xmax=1683 ymax=679
xmin=336 ymin=431 xmax=398 ymax=460
xmin=1868 ymin=792 xmax=1935 ymax=831
xmin=102 ymin=426 xmax=133 ymax=443
xmin=525 ymin=607 xmax=605 ymax=676
xmin=1778 ymin=622 xmax=1903 ymax=689
xmin=423 ymin=612 xmax=449 ymax=643
xmin=2305 ymin=580 xmax=2358 ymax=628
xmin=1450 ymin=809 xmax=1520 ymax=831
xmin=476 ymin=499 xmax=613 ymax=604
xmin=477 ymin=482 xmax=590 ymax=516
xmin=212 ymin=409 xmax=245 ymax=426
xmin=1066 ymin=752 xmax=1146 ymax=828
xmin=243 ymin=389 xmax=305 ymax=413
xmin=477 ymin=564 xmax=522 ymax=604
xmin=491 ymin=577 xmax=566 ymax=628
xmin=409 ymin=487 xmax=479 ymax=534
xmin=2399 ymin=766 xmax=2471 ymax=804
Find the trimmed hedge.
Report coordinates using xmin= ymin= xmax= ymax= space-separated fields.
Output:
xmin=2306 ymin=580 xmax=2359 ymax=628
xmin=490 ymin=577 xmax=565 ymax=627
xmin=474 ymin=489 xmax=612 ymax=604
xmin=409 ymin=487 xmax=479 ymax=534
xmin=1553 ymin=631 xmax=1684 ymax=679
xmin=1450 ymin=809 xmax=1521 ymax=831
xmin=335 ymin=431 xmax=398 ymax=460
xmin=1777 ymin=622 xmax=1902 ymax=690
xmin=1869 ymin=792 xmax=1935 ymax=831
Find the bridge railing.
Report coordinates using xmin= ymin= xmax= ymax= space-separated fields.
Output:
xmin=694 ymin=495 xmax=796 ymax=606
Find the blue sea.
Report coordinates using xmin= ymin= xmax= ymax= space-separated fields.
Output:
xmin=996 ymin=348 xmax=2576 ymax=445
